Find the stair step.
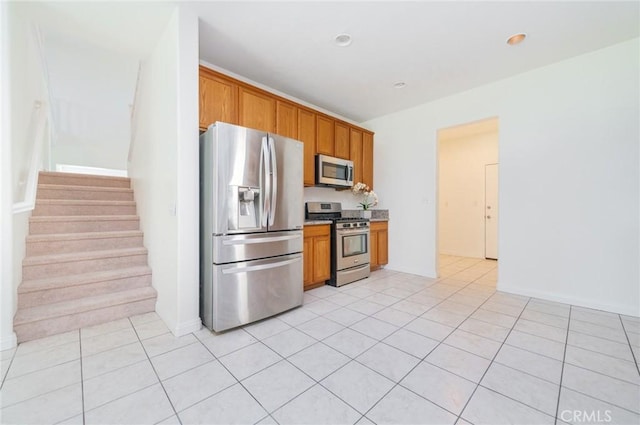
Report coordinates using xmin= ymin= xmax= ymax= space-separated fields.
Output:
xmin=33 ymin=200 xmax=137 ymax=216
xmin=14 ymin=287 xmax=157 ymax=342
xmin=38 ymin=171 xmax=130 ymax=188
xmin=18 ymin=266 xmax=152 ymax=308
xmin=37 ymin=184 xmax=134 ymax=201
xmin=26 ymin=230 xmax=144 ymax=255
xmin=29 ymin=215 xmax=140 ymax=234
xmin=23 ymin=247 xmax=148 ymax=280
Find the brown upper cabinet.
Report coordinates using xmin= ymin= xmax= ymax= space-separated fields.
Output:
xmin=297 ymin=108 xmax=316 ymax=186
xmin=199 ymin=65 xmax=374 ymax=187
xmin=363 ymin=131 xmax=374 ymax=189
xmin=334 ymin=122 xmax=350 ymax=160
xmin=316 ymin=115 xmax=335 ymax=156
xmin=199 ymin=71 xmax=238 ymax=129
xmin=238 ymin=86 xmax=276 ymax=133
xmin=276 ymin=101 xmax=298 ymax=139
xmin=349 ymin=128 xmax=363 ymax=184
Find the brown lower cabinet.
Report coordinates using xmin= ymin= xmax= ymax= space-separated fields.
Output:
xmin=370 ymin=221 xmax=389 ymax=270
xmin=303 ymin=224 xmax=331 ymax=290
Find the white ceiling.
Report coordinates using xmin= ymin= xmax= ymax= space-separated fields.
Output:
xmin=195 ymin=1 xmax=639 ymax=122
xmin=25 ymin=1 xmax=639 ymax=123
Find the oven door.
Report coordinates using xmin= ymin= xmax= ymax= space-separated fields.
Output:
xmin=336 ymin=227 xmax=370 ymax=271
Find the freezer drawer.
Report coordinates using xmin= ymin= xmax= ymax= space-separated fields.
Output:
xmin=202 ymin=253 xmax=303 ymax=332
xmin=213 ymin=230 xmax=302 ymax=264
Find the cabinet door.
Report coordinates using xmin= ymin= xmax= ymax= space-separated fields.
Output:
xmin=313 ymin=235 xmax=331 ymax=282
xmin=363 ymin=132 xmax=374 ymax=189
xmin=378 ymin=228 xmax=388 ymax=266
xmin=335 ymin=122 xmax=350 ymax=159
xmin=369 ymin=230 xmax=379 ymax=268
xmin=298 ymin=109 xmax=316 ymax=186
xmin=199 ymin=73 xmax=238 ymax=129
xmin=350 ymin=128 xmax=363 ymax=185
xmin=276 ymin=101 xmax=298 ymax=139
xmin=316 ymin=115 xmax=335 ymax=156
xmin=239 ymin=86 xmax=276 ymax=133
xmin=303 ymin=237 xmax=313 ymax=287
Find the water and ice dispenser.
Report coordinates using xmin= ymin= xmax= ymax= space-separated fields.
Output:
xmin=235 ymin=186 xmax=260 ymax=230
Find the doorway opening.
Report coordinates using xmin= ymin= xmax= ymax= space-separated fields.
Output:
xmin=436 ymin=117 xmax=499 ymax=282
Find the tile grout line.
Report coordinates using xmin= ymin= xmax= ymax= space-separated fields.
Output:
xmin=192 ymin=329 xmax=285 ymax=424
xmin=79 ymin=329 xmax=86 ymax=425
xmin=260 ymin=263 xmax=495 ymax=422
xmin=553 ymin=305 xmax=572 ymax=425
xmin=0 ymin=346 xmax=18 ymax=389
xmin=354 ymin=268 xmax=506 ymax=422
xmin=618 ymin=315 xmax=640 ymax=376
xmin=128 ymin=317 xmax=183 ymax=425
xmin=455 ymin=297 xmax=534 ymax=423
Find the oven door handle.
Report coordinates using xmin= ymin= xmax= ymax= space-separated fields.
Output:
xmin=336 ymin=228 xmax=369 ymax=235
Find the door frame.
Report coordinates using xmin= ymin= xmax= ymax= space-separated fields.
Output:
xmin=435 ymin=117 xmax=499 ymax=277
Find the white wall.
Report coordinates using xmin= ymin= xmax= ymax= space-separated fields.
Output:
xmin=1 ymin=0 xmax=17 ymax=350
xmin=9 ymin=3 xmax=47 ymax=203
xmin=3 ymin=2 xmax=50 ymax=350
xmin=174 ymin=7 xmax=200 ymax=336
xmin=438 ymin=123 xmax=498 ymax=258
xmin=366 ymin=38 xmax=639 ymax=316
xmin=43 ymin=33 xmax=138 ymax=171
xmin=129 ymin=6 xmax=200 ymax=336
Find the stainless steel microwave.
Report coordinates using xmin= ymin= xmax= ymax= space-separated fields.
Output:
xmin=315 ymin=154 xmax=354 ymax=188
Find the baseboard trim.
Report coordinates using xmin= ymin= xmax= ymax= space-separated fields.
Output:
xmin=173 ymin=318 xmax=202 ymax=337
xmin=55 ymin=164 xmax=128 ymax=177
xmin=497 ymin=283 xmax=640 ymax=318
xmin=0 ymin=331 xmax=17 ymax=351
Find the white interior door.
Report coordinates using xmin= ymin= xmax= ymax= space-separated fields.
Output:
xmin=485 ymin=163 xmax=499 ymax=259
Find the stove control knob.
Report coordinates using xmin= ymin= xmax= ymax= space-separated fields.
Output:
xmin=344 ymin=223 xmax=351 ymax=228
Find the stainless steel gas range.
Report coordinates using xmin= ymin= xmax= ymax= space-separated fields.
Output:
xmin=306 ymin=202 xmax=370 ymax=287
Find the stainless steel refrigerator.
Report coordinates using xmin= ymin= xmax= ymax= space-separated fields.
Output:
xmin=200 ymin=122 xmax=304 ymax=332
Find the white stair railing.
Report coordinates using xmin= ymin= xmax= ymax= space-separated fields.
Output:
xmin=13 ymin=101 xmax=48 ymax=214
xmin=12 ymin=24 xmax=53 ymax=213
xmin=128 ymin=62 xmax=142 ymax=165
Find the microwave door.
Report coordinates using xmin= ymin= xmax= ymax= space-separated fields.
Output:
xmin=266 ymin=134 xmax=304 ymax=232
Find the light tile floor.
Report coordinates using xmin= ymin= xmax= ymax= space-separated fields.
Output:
xmin=1 ymin=255 xmax=639 ymax=424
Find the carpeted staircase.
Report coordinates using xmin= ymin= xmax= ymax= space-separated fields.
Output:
xmin=14 ymin=171 xmax=157 ymax=342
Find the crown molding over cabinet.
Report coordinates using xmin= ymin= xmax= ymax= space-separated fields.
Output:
xmin=199 ymin=65 xmax=374 ymax=189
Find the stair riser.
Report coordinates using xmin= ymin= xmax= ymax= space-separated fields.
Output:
xmin=39 ymin=175 xmax=130 ymax=188
xmin=15 ymin=298 xmax=156 ymax=343
xmin=26 ymin=235 xmax=144 ymax=256
xmin=30 ymin=219 xmax=140 ymax=234
xmin=18 ymin=274 xmax=152 ymax=308
xmin=23 ymin=253 xmax=148 ymax=280
xmin=33 ymin=204 xmax=137 ymax=216
xmin=37 ymin=188 xmax=134 ymax=201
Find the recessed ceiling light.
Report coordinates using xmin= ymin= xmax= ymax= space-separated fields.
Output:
xmin=506 ymin=33 xmax=527 ymax=46
xmin=334 ymin=33 xmax=352 ymax=47
xmin=393 ymin=82 xmax=406 ymax=89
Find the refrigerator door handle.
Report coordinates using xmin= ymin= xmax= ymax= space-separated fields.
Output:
xmin=222 ymin=257 xmax=300 ymax=274
xmin=268 ymin=136 xmax=277 ymax=226
xmin=261 ymin=136 xmax=270 ymax=227
xmin=222 ymin=234 xmax=300 ymax=245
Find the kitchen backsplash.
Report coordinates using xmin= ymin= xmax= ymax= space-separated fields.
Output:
xmin=303 ymin=186 xmax=360 ymax=209
xmin=304 ymin=187 xmax=388 ymax=219
xmin=342 ymin=209 xmax=389 ymax=220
